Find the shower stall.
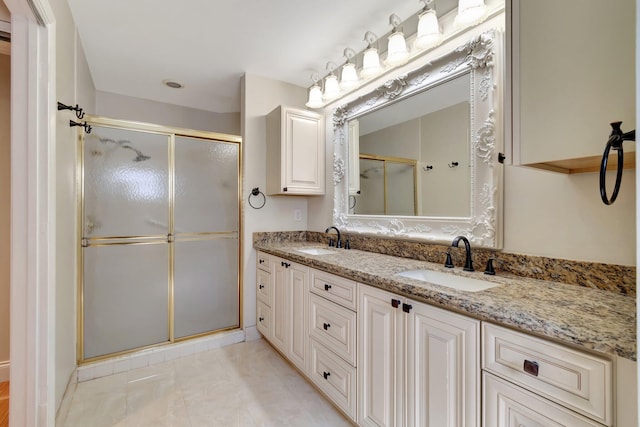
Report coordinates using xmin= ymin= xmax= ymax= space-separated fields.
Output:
xmin=78 ymin=117 xmax=241 ymax=363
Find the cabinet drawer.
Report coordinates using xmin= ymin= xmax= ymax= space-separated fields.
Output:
xmin=483 ymin=322 xmax=612 ymax=426
xmin=256 ymin=252 xmax=271 ymax=273
xmin=256 ymin=300 xmax=271 ymax=338
xmin=309 ymin=339 xmax=356 ymax=421
xmin=483 ymin=373 xmax=603 ymax=427
xmin=309 ymin=293 xmax=356 ymax=366
xmin=256 ymin=268 xmax=271 ymax=304
xmin=310 ymin=270 xmax=357 ymax=310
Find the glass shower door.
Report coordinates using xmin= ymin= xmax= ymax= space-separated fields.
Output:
xmin=82 ymin=126 xmax=170 ymax=360
xmin=173 ymin=137 xmax=239 ymax=338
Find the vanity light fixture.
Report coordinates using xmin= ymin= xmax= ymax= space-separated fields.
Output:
xmin=305 ymin=73 xmax=324 ymax=109
xmin=453 ymin=0 xmax=488 ymax=28
xmin=340 ymin=48 xmax=359 ymax=90
xmin=385 ymin=14 xmax=410 ymax=67
xmin=361 ymin=31 xmax=383 ymax=78
xmin=415 ymin=0 xmax=443 ymax=50
xmin=323 ymin=62 xmax=341 ymax=101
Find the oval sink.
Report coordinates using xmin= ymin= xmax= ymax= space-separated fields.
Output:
xmin=296 ymin=248 xmax=336 ymax=256
xmin=396 ymin=269 xmax=500 ymax=292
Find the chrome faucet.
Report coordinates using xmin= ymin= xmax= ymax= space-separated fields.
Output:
xmin=325 ymin=226 xmax=342 ymax=248
xmin=452 ymin=236 xmax=474 ymax=272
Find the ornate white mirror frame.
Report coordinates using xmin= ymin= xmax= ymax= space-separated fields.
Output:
xmin=332 ymin=30 xmax=504 ymax=249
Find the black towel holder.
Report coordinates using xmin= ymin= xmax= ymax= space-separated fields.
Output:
xmin=248 ymin=187 xmax=266 ymax=209
xmin=599 ymin=122 xmax=635 ymax=205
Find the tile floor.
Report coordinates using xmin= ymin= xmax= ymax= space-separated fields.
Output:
xmin=62 ymin=339 xmax=353 ymax=427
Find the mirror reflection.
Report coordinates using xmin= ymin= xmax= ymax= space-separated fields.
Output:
xmin=349 ymin=73 xmax=471 ymax=217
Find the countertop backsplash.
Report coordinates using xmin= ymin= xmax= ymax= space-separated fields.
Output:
xmin=253 ymin=231 xmax=636 ymax=297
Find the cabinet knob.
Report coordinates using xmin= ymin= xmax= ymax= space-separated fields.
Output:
xmin=324 ymin=284 xmax=332 ymax=291
xmin=259 ymin=259 xmax=265 ymax=264
xmin=323 ymin=371 xmax=331 ymax=380
xmin=323 ymin=322 xmax=331 ymax=330
xmin=259 ymin=284 xmax=265 ymax=289
xmin=402 ymin=303 xmax=413 ymax=313
xmin=259 ymin=317 xmax=264 ymax=322
xmin=391 ymin=299 xmax=401 ymax=308
xmin=283 ymin=187 xmax=288 ymax=192
xmin=523 ymin=360 xmax=539 ymax=377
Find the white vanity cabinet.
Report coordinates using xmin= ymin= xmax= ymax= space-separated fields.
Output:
xmin=510 ymin=0 xmax=635 ymax=172
xmin=358 ymin=284 xmax=480 ymax=427
xmin=266 ymin=106 xmax=325 ymax=195
xmin=308 ymin=269 xmax=358 ymax=421
xmin=259 ymin=253 xmax=310 ymax=374
xmin=482 ymin=322 xmax=614 ymax=427
xmin=255 ymin=252 xmax=272 ymax=338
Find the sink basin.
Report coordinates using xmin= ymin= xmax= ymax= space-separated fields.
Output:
xmin=396 ymin=269 xmax=500 ymax=292
xmin=296 ymin=248 xmax=336 ymax=256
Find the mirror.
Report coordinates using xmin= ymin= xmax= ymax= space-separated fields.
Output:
xmin=332 ymin=30 xmax=504 ymax=248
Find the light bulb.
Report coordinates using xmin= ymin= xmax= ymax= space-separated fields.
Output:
xmin=306 ymin=84 xmax=323 ymax=108
xmin=340 ymin=63 xmax=359 ymax=90
xmin=415 ymin=9 xmax=443 ymax=50
xmin=323 ymin=75 xmax=340 ymax=101
xmin=386 ymin=31 xmax=409 ymax=66
xmin=361 ymin=47 xmax=383 ymax=78
xmin=454 ymin=0 xmax=487 ymax=28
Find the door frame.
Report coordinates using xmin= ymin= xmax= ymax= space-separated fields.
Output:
xmin=5 ymin=0 xmax=56 ymax=425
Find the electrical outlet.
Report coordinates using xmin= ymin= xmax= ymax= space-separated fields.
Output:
xmin=294 ymin=209 xmax=302 ymax=221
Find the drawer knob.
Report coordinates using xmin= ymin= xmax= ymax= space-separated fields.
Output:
xmin=259 ymin=259 xmax=265 ymax=264
xmin=324 ymin=284 xmax=332 ymax=291
xmin=259 ymin=284 xmax=265 ymax=289
xmin=323 ymin=371 xmax=331 ymax=380
xmin=523 ymin=359 xmax=539 ymax=377
xmin=323 ymin=322 xmax=331 ymax=330
xmin=391 ymin=299 xmax=401 ymax=308
xmin=259 ymin=317 xmax=264 ymax=322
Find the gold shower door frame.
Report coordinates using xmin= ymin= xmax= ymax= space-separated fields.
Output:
xmin=77 ymin=116 xmax=243 ymax=364
xmin=359 ymin=153 xmax=418 ymax=215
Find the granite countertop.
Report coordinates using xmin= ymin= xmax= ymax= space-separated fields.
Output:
xmin=255 ymin=241 xmax=636 ymax=361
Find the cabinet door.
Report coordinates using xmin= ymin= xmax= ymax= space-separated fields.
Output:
xmin=287 ymin=262 xmax=309 ymax=373
xmin=406 ymin=301 xmax=480 ymax=427
xmin=358 ymin=284 xmax=403 ymax=427
xmin=271 ymin=258 xmax=288 ymax=353
xmin=483 ymin=373 xmax=603 ymax=427
xmin=284 ymin=108 xmax=325 ymax=194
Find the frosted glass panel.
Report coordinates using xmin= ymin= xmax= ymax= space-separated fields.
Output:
xmin=174 ymin=238 xmax=239 ymax=338
xmin=84 ymin=126 xmax=169 ymax=237
xmin=83 ymin=243 xmax=169 ymax=359
xmin=355 ymin=159 xmax=385 ymax=215
xmin=386 ymin=163 xmax=415 ymax=216
xmin=175 ymin=137 xmax=238 ymax=233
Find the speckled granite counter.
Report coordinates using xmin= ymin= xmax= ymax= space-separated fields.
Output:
xmin=254 ymin=241 xmax=636 ymax=361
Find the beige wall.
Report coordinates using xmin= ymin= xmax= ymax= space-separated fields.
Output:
xmin=0 ymin=53 xmax=9 ymax=379
xmin=50 ymin=0 xmax=96 ymax=411
xmin=241 ymin=74 xmax=308 ymax=331
xmin=95 ymin=90 xmax=240 ymax=135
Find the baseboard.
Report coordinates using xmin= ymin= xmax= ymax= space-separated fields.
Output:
xmin=77 ymin=328 xmax=246 ymax=382
xmin=55 ymin=367 xmax=77 ymax=426
xmin=0 ymin=360 xmax=9 ymax=382
xmin=244 ymin=325 xmax=261 ymax=341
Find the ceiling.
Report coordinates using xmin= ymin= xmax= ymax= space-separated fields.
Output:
xmin=67 ymin=0 xmax=457 ymax=114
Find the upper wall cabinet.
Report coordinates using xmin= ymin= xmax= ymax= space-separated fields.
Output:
xmin=510 ymin=0 xmax=635 ymax=173
xmin=267 ymin=106 xmax=326 ymax=195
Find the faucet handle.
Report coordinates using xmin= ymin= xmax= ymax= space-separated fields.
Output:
xmin=444 ymin=250 xmax=454 ymax=268
xmin=336 ymin=239 xmax=343 ymax=249
xmin=328 ymin=238 xmax=335 ymax=247
xmin=484 ymin=258 xmax=497 ymax=275
xmin=344 ymin=240 xmax=351 ymax=250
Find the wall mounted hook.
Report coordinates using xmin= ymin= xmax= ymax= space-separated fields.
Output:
xmin=58 ymin=101 xmax=85 ymax=119
xmin=423 ymin=165 xmax=433 ymax=171
xmin=69 ymin=120 xmax=92 ymax=134
xmin=448 ymin=161 xmax=459 ymax=168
